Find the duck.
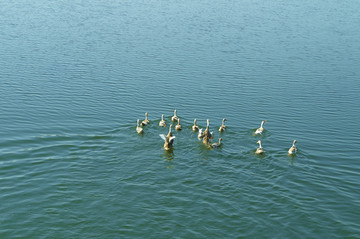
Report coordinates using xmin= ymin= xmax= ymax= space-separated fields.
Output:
xmin=175 ymin=118 xmax=182 ymax=130
xmin=205 ymin=119 xmax=214 ymax=138
xmin=202 ymin=119 xmax=214 ymax=145
xmin=288 ymin=140 xmax=297 ymax=155
xmin=159 ymin=133 xmax=176 ymax=150
xmin=255 ymin=120 xmax=267 ymax=135
xmin=255 ymin=140 xmax=265 ymax=154
xmin=159 ymin=114 xmax=166 ymax=127
xmin=219 ymin=118 xmax=227 ymax=132
xmin=160 ymin=124 xmax=176 ymax=150
xmin=192 ymin=119 xmax=199 ymax=132
xmin=136 ymin=119 xmax=144 ymax=134
xmin=141 ymin=112 xmax=150 ymax=126
xmin=209 ymin=138 xmax=223 ymax=148
xmin=171 ymin=109 xmax=179 ymax=122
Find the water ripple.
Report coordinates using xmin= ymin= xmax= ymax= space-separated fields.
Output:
xmin=1 ymin=0 xmax=360 ymax=238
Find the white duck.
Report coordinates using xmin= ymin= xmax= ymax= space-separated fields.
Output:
xmin=160 ymin=125 xmax=176 ymax=150
xmin=175 ymin=118 xmax=182 ymax=130
xmin=219 ymin=118 xmax=227 ymax=132
xmin=288 ymin=140 xmax=297 ymax=155
xmin=171 ymin=109 xmax=179 ymax=122
xmin=141 ymin=112 xmax=150 ymax=126
xmin=203 ymin=119 xmax=214 ymax=145
xmin=159 ymin=114 xmax=166 ymax=127
xmin=255 ymin=140 xmax=265 ymax=154
xmin=136 ymin=119 xmax=144 ymax=134
xmin=205 ymin=119 xmax=214 ymax=138
xmin=255 ymin=120 xmax=267 ymax=135
xmin=192 ymin=119 xmax=199 ymax=132
xmin=209 ymin=138 xmax=223 ymax=148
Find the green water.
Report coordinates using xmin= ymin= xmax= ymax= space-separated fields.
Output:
xmin=1 ymin=0 xmax=360 ymax=238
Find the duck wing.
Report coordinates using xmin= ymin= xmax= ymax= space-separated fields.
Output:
xmin=159 ymin=134 xmax=166 ymax=141
xmin=169 ymin=136 xmax=176 ymax=143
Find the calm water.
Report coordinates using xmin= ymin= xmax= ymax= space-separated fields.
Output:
xmin=1 ymin=0 xmax=360 ymax=238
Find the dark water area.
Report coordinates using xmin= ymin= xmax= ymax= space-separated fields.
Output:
xmin=1 ymin=0 xmax=360 ymax=238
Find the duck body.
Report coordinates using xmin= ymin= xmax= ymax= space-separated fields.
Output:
xmin=209 ymin=138 xmax=222 ymax=148
xmin=219 ymin=118 xmax=227 ymax=132
xmin=192 ymin=119 xmax=199 ymax=132
xmin=288 ymin=140 xmax=297 ymax=155
xmin=160 ymin=125 xmax=176 ymax=150
xmin=205 ymin=119 xmax=214 ymax=138
xmin=202 ymin=119 xmax=214 ymax=145
xmin=136 ymin=119 xmax=144 ymax=134
xmin=171 ymin=109 xmax=179 ymax=122
xmin=159 ymin=114 xmax=166 ymax=127
xmin=175 ymin=118 xmax=182 ymax=130
xmin=255 ymin=140 xmax=265 ymax=154
xmin=161 ymin=135 xmax=176 ymax=150
xmin=141 ymin=112 xmax=150 ymax=126
xmin=202 ymin=132 xmax=214 ymax=145
xmin=255 ymin=120 xmax=266 ymax=135
xmin=255 ymin=147 xmax=265 ymax=154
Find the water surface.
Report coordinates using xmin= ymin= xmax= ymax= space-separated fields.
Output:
xmin=1 ymin=0 xmax=360 ymax=238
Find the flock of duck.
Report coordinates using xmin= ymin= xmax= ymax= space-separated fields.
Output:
xmin=136 ymin=110 xmax=298 ymax=156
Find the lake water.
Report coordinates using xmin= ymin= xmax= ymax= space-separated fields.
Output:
xmin=1 ymin=0 xmax=360 ymax=238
